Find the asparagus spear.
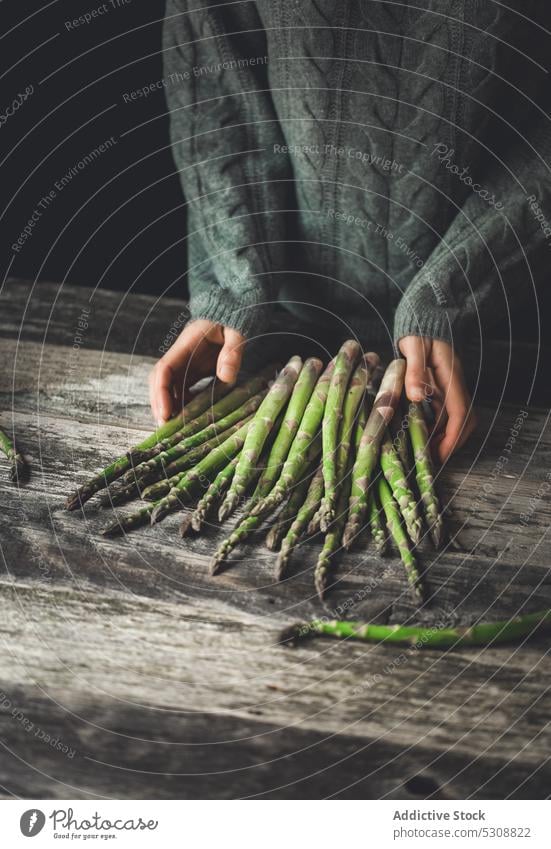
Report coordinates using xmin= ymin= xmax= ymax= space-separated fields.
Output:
xmin=389 ymin=400 xmax=412 ymax=474
xmin=150 ymin=417 xmax=254 ymax=526
xmin=368 ymin=490 xmax=388 ymax=555
xmin=408 ymin=401 xmax=444 ymax=548
xmin=319 ymin=340 xmax=362 ymax=530
xmin=0 ymin=425 xmax=27 ymax=483
xmin=342 ymin=358 xmax=406 ymax=550
xmin=280 ymin=609 xmax=551 ymax=649
xmin=130 ymin=365 xmax=276 ymax=463
xmin=218 ymin=356 xmax=303 ymax=521
xmin=120 ymin=389 xmax=267 ymax=485
xmin=66 ymin=376 xmax=233 ymax=511
xmin=314 ymin=393 xmax=369 ymax=601
xmin=265 ymin=472 xmax=314 ymax=551
xmin=102 ymin=501 xmax=157 ymax=537
xmin=380 ymin=431 xmax=423 ymax=545
xmin=378 ymin=475 xmax=424 ymax=601
xmin=182 ymin=455 xmax=240 ymax=535
xmin=276 ymin=466 xmax=324 ymax=581
xmin=248 ymin=360 xmax=335 ymax=522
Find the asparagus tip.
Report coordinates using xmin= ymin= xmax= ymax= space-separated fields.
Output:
xmin=341 ymin=525 xmax=356 ymax=550
xmin=65 ymin=491 xmax=82 ymax=511
xmin=275 ymin=551 xmax=289 ymax=582
xmin=209 ymin=555 xmax=225 ymax=576
xmin=278 ymin=623 xmax=308 ymax=647
xmin=9 ymin=453 xmax=28 ymax=484
xmin=217 ymin=495 xmax=236 ymax=523
xmin=150 ymin=506 xmax=165 ymax=526
xmin=179 ymin=513 xmax=194 ymax=537
xmin=101 ymin=519 xmax=123 ymax=537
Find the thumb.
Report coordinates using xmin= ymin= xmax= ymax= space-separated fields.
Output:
xmin=217 ymin=327 xmax=245 ymax=384
xmin=399 ymin=336 xmax=431 ymax=402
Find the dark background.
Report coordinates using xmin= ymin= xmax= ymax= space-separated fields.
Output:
xmin=2 ymin=0 xmax=185 ymax=297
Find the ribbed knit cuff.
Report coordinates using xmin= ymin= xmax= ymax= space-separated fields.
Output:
xmin=189 ymin=288 xmax=273 ymax=339
xmin=393 ymin=291 xmax=455 ymax=351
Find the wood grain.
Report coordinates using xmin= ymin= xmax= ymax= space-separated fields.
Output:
xmin=1 ymin=278 xmax=550 ymax=799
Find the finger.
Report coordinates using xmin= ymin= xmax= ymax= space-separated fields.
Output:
xmin=149 ymin=361 xmax=176 ymax=425
xmin=217 ymin=328 xmax=245 ymax=384
xmin=399 ymin=336 xmax=431 ymax=402
xmin=437 ymin=375 xmax=476 ymax=463
xmin=150 ymin=322 xmax=213 ymax=420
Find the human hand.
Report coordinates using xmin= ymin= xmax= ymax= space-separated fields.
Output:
xmin=398 ymin=336 xmax=477 ymax=464
xmin=149 ymin=319 xmax=245 ymax=424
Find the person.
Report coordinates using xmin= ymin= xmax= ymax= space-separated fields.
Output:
xmin=152 ymin=1 xmax=551 ymax=463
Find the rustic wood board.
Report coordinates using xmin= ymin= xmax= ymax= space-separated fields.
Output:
xmin=1 ymin=278 xmax=551 ymax=799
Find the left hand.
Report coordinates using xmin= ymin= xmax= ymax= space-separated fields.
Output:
xmin=398 ymin=336 xmax=477 ymax=464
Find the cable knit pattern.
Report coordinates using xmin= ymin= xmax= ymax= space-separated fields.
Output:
xmin=164 ymin=1 xmax=551 ymax=346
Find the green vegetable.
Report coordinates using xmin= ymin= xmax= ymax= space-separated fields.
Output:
xmin=280 ymin=610 xmax=551 ymax=649
xmin=378 ymin=475 xmax=424 ymax=601
xmin=380 ymin=431 xmax=422 ymax=545
xmin=0 ymin=424 xmax=26 ymax=483
xmin=408 ymin=401 xmax=444 ymax=548
xmin=276 ymin=466 xmax=324 ymax=581
xmin=342 ymin=359 xmax=406 ymax=550
xmin=319 ymin=340 xmax=362 ymax=530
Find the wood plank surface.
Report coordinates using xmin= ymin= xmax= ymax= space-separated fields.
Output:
xmin=1 ymin=278 xmax=551 ymax=799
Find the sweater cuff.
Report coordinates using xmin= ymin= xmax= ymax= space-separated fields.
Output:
xmin=189 ymin=288 xmax=272 ymax=339
xmin=393 ymin=292 xmax=455 ymax=349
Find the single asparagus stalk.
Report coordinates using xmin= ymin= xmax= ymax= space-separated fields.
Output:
xmin=389 ymin=400 xmax=412 ymax=474
xmin=102 ymin=501 xmax=157 ymax=537
xmin=183 ymin=455 xmax=240 ymax=535
xmin=319 ymin=340 xmax=362 ymax=530
xmin=314 ymin=393 xmax=368 ymax=601
xmin=265 ymin=469 xmax=316 ymax=551
xmin=342 ymin=358 xmax=406 ymax=550
xmin=276 ymin=466 xmax=324 ymax=581
xmin=150 ymin=418 xmax=254 ymax=526
xmin=380 ymin=431 xmax=423 ymax=545
xmin=218 ymin=356 xmax=303 ymax=521
xmin=249 ymin=359 xmax=335 ymax=522
xmin=106 ymin=415 xmax=252 ymax=506
xmin=280 ymin=609 xmax=551 ymax=649
xmin=130 ymin=365 xmax=276 ymax=463
xmin=378 ymin=475 xmax=424 ymax=601
xmin=0 ymin=425 xmax=27 ymax=483
xmin=368 ymin=491 xmax=388 ymax=555
xmin=408 ymin=401 xmax=444 ymax=548
xmin=121 ymin=389 xmax=267 ymax=485
xmin=66 ymin=376 xmax=233 ymax=510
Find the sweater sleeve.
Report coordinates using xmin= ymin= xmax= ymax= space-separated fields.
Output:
xmin=393 ymin=121 xmax=551 ymax=349
xmin=162 ymin=0 xmax=291 ymax=337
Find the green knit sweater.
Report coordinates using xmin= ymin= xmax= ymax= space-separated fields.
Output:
xmin=163 ymin=1 xmax=551 ymax=348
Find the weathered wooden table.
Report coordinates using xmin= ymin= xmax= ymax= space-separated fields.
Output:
xmin=1 ymin=278 xmax=550 ymax=799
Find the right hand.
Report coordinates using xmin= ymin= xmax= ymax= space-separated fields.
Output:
xmin=149 ymin=319 xmax=245 ymax=425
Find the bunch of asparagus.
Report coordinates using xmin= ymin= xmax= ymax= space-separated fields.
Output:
xmin=65 ymin=342 xmax=446 ymax=603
